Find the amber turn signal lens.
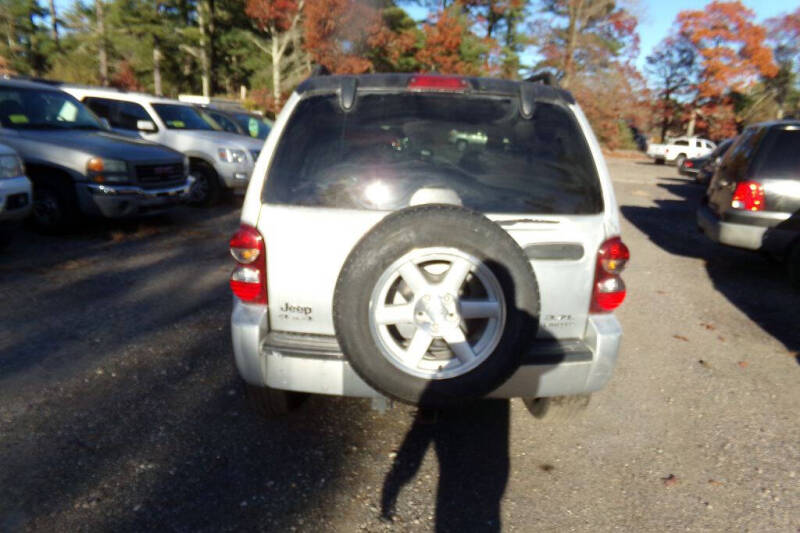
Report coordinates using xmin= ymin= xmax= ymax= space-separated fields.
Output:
xmin=87 ymin=157 xmax=104 ymax=172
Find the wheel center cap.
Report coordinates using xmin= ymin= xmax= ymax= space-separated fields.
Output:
xmin=414 ymin=294 xmax=459 ymax=334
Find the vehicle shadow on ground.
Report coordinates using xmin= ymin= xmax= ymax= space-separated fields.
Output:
xmin=621 ymin=178 xmax=800 ymax=352
xmin=0 ymin=202 xmax=370 ymax=530
xmin=0 ymin=204 xmax=239 ymax=382
xmin=0 ymin=329 xmax=371 ymax=531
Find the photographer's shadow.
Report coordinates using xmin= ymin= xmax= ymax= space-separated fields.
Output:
xmin=381 ymin=398 xmax=510 ymax=532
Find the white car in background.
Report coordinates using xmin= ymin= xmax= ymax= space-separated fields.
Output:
xmin=60 ymin=86 xmax=264 ymax=206
xmin=646 ymin=136 xmax=715 ymax=167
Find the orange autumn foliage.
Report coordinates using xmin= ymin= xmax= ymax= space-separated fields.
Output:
xmin=677 ymin=1 xmax=777 ymax=99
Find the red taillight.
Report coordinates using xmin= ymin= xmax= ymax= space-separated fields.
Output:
xmin=591 ymin=237 xmax=629 ymax=313
xmin=684 ymin=161 xmax=693 ymax=168
xmin=731 ymin=181 xmax=765 ymax=211
xmin=229 ymin=224 xmax=267 ymax=304
xmin=408 ymin=75 xmax=469 ymax=91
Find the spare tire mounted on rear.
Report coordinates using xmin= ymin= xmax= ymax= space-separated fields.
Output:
xmin=333 ymin=205 xmax=540 ymax=406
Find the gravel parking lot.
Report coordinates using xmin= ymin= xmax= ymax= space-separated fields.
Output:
xmin=1 ymin=158 xmax=798 ymax=532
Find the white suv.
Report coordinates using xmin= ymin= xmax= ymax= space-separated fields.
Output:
xmin=61 ymin=86 xmax=264 ymax=205
xmin=230 ymin=74 xmax=629 ymax=416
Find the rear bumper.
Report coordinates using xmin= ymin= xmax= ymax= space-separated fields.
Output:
xmin=0 ymin=176 xmax=32 ymax=221
xmin=231 ymin=300 xmax=622 ymax=399
xmin=679 ymin=166 xmax=699 ymax=177
xmin=76 ymin=177 xmax=194 ymax=218
xmin=697 ymin=204 xmax=796 ymax=253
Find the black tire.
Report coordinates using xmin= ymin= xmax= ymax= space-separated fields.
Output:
xmin=31 ymin=179 xmax=79 ymax=233
xmin=333 ymin=205 xmax=540 ymax=406
xmin=189 ymin=161 xmax=221 ymax=207
xmin=787 ymin=241 xmax=800 ymax=289
xmin=675 ymin=154 xmax=687 ymax=168
xmin=244 ymin=383 xmax=309 ymax=418
xmin=523 ymin=394 xmax=591 ymax=421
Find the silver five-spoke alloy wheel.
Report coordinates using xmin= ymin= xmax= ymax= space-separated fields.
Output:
xmin=368 ymin=247 xmax=507 ymax=380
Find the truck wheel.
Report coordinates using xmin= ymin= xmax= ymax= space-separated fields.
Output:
xmin=787 ymin=241 xmax=800 ymax=289
xmin=244 ymin=383 xmax=309 ymax=418
xmin=523 ymin=394 xmax=591 ymax=421
xmin=675 ymin=154 xmax=687 ymax=168
xmin=334 ymin=205 xmax=540 ymax=406
xmin=188 ymin=161 xmax=221 ymax=207
xmin=31 ymin=180 xmax=78 ymax=233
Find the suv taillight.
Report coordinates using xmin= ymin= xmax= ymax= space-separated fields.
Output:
xmin=731 ymin=181 xmax=765 ymax=211
xmin=229 ymin=224 xmax=267 ymax=304
xmin=591 ymin=237 xmax=629 ymax=313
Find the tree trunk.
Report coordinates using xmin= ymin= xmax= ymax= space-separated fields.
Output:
xmin=48 ymin=0 xmax=59 ymax=46
xmin=197 ymin=2 xmax=211 ymax=96
xmin=660 ymin=90 xmax=671 ymax=143
xmin=272 ymin=28 xmax=281 ymax=102
xmin=153 ymin=42 xmax=162 ymax=96
xmin=561 ymin=0 xmax=584 ymax=89
xmin=95 ymin=0 xmax=108 ymax=86
xmin=686 ymin=108 xmax=697 ymax=137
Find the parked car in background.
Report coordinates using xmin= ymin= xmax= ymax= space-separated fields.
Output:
xmin=678 ymin=155 xmax=705 ymax=179
xmin=178 ymin=95 xmax=272 ymax=141
xmin=693 ymin=138 xmax=735 ymax=186
xmin=0 ymin=143 xmax=32 ymax=243
xmin=61 ymin=86 xmax=264 ymax=206
xmin=230 ymin=73 xmax=629 ymax=417
xmin=647 ymin=136 xmax=715 ymax=167
xmin=698 ymin=121 xmax=800 ymax=286
xmin=0 ymin=78 xmax=192 ymax=231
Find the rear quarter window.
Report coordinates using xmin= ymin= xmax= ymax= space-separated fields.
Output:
xmin=722 ymin=127 xmax=767 ymax=181
xmin=751 ymin=128 xmax=800 ymax=179
xmin=263 ymin=93 xmax=602 ymax=214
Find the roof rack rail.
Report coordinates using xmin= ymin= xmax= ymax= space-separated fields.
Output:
xmin=525 ymin=72 xmax=559 ymax=87
xmin=6 ymin=74 xmax=63 ymax=85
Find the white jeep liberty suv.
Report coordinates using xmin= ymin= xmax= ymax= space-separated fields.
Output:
xmin=229 ymin=73 xmax=629 ymax=417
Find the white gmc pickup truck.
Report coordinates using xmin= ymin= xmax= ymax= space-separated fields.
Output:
xmin=647 ymin=136 xmax=715 ymax=167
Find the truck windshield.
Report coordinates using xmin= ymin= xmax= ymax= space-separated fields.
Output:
xmin=152 ymin=103 xmax=215 ymax=130
xmin=264 ymin=93 xmax=602 ymax=214
xmin=0 ymin=87 xmax=103 ymax=130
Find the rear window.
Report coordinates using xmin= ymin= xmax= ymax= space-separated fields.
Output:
xmin=752 ymin=128 xmax=800 ymax=179
xmin=263 ymin=93 xmax=602 ymax=214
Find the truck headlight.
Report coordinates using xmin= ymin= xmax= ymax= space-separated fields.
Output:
xmin=87 ymin=157 xmax=129 ymax=183
xmin=0 ymin=155 xmax=24 ymax=179
xmin=218 ymin=148 xmax=246 ymax=164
